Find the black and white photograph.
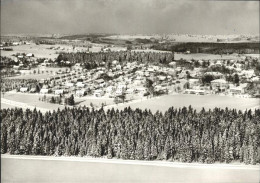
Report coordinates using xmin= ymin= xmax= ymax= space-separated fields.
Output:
xmin=1 ymin=0 xmax=260 ymax=182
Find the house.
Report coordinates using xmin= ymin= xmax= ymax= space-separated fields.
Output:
xmin=106 ymin=86 xmax=114 ymax=94
xmin=115 ymin=90 xmax=123 ymax=96
xmin=184 ymin=89 xmax=205 ymax=95
xmin=229 ymin=83 xmax=247 ymax=95
xmin=100 ymin=61 xmax=106 ymax=66
xmin=125 ymin=88 xmax=134 ymax=94
xmin=76 ymin=82 xmax=85 ymax=88
xmin=13 ymin=65 xmax=21 ymax=70
xmin=167 ymin=75 xmax=172 ymax=80
xmin=198 ymin=60 xmax=204 ymax=65
xmin=20 ymin=87 xmax=28 ymax=93
xmin=42 ymin=84 xmax=49 ymax=89
xmin=211 ymin=79 xmax=229 ymax=92
xmin=116 ymin=65 xmax=122 ymax=70
xmin=29 ymin=88 xmax=37 ymax=93
xmin=126 ymin=63 xmax=131 ymax=68
xmin=214 ymin=60 xmax=222 ymax=67
xmin=115 ymin=84 xmax=126 ymax=96
xmin=95 ymin=78 xmax=105 ymax=85
xmin=229 ymin=86 xmax=244 ymax=95
xmin=97 ymin=70 xmax=104 ymax=75
xmin=152 ymin=65 xmax=159 ymax=71
xmin=147 ymin=68 xmax=155 ymax=72
xmin=176 ymin=67 xmax=182 ymax=72
xmin=144 ymin=72 xmax=150 ymax=77
xmin=80 ymin=75 xmax=86 ymax=79
xmin=93 ymin=89 xmax=104 ymax=97
xmin=12 ymin=42 xmax=20 ymax=46
xmin=251 ymin=76 xmax=260 ymax=82
xmin=178 ymin=70 xmax=188 ymax=79
xmin=188 ymin=79 xmax=200 ymax=88
xmin=232 ymin=63 xmax=242 ymax=69
xmin=55 ymin=89 xmax=64 ymax=95
xmin=158 ymin=75 xmax=167 ymax=81
xmin=135 ymin=71 xmax=144 ymax=76
xmin=169 ymin=62 xmax=177 ymax=68
xmin=135 ymin=87 xmax=147 ymax=95
xmin=241 ymin=70 xmax=255 ymax=79
xmin=204 ymin=72 xmax=223 ymax=79
xmin=40 ymin=89 xmax=49 ymax=94
xmin=26 ymin=53 xmax=34 ymax=57
xmin=112 ymin=68 xmax=117 ymax=72
xmin=154 ymin=85 xmax=163 ymax=92
xmin=107 ymin=72 xmax=114 ymax=78
xmin=76 ymin=89 xmax=86 ymax=97
xmin=133 ymin=79 xmax=142 ymax=86
xmin=117 ymin=84 xmax=126 ymax=90
xmin=112 ymin=60 xmax=118 ymax=65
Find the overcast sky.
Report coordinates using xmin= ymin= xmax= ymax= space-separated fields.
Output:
xmin=1 ymin=0 xmax=259 ymax=35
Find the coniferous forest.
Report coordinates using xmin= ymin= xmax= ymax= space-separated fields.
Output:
xmin=1 ymin=106 xmax=260 ymax=164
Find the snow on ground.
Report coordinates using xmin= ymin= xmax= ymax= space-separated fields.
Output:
xmin=2 ymin=154 xmax=259 ymax=183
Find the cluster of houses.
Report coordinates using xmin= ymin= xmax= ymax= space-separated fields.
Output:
xmin=7 ymin=51 xmax=260 ymax=100
xmin=182 ymin=57 xmax=260 ymax=96
xmin=17 ymin=60 xmax=186 ymax=99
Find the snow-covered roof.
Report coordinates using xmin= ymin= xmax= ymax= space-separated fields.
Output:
xmin=211 ymin=79 xmax=227 ymax=84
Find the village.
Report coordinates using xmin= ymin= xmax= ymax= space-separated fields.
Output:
xmin=1 ymin=40 xmax=260 ymax=110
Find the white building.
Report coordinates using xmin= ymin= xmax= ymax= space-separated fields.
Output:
xmin=40 ymin=89 xmax=49 ymax=94
xmin=125 ymin=88 xmax=134 ymax=94
xmin=112 ymin=60 xmax=118 ymax=65
xmin=135 ymin=87 xmax=147 ymax=95
xmin=116 ymin=65 xmax=122 ymax=70
xmin=158 ymin=75 xmax=167 ymax=81
xmin=66 ymin=82 xmax=74 ymax=87
xmin=241 ymin=70 xmax=255 ymax=79
xmin=115 ymin=90 xmax=123 ymax=96
xmin=93 ymin=89 xmax=104 ymax=97
xmin=76 ymin=82 xmax=85 ymax=88
xmin=26 ymin=53 xmax=34 ymax=57
xmin=55 ymin=89 xmax=64 ymax=95
xmin=76 ymin=89 xmax=86 ymax=97
xmin=211 ymin=79 xmax=229 ymax=92
xmin=169 ymin=62 xmax=177 ymax=68
xmin=20 ymin=87 xmax=28 ymax=93
xmin=106 ymin=86 xmax=114 ymax=94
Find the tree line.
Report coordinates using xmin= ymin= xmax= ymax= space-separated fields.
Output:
xmin=55 ymin=51 xmax=174 ymax=69
xmin=151 ymin=42 xmax=260 ymax=54
xmin=1 ymin=106 xmax=260 ymax=164
xmin=1 ymin=79 xmax=38 ymax=92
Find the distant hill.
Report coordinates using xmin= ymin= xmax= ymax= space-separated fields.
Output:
xmin=151 ymin=42 xmax=260 ymax=54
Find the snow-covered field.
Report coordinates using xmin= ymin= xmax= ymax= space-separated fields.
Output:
xmin=2 ymin=93 xmax=259 ymax=113
xmin=110 ymin=94 xmax=260 ymax=113
xmin=1 ymin=154 xmax=259 ymax=183
xmin=1 ymin=43 xmax=126 ymax=60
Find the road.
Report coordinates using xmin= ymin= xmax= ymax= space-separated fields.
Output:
xmin=1 ymin=155 xmax=259 ymax=183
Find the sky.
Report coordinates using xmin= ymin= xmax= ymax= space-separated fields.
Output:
xmin=1 ymin=0 xmax=259 ymax=35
